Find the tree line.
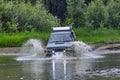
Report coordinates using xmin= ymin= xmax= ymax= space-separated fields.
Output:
xmin=0 ymin=0 xmax=60 ymax=32
xmin=0 ymin=0 xmax=120 ymax=33
xmin=66 ymin=0 xmax=120 ymax=29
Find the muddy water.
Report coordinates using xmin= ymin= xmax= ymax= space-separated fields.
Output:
xmin=0 ymin=52 xmax=120 ymax=80
xmin=0 ymin=39 xmax=120 ymax=80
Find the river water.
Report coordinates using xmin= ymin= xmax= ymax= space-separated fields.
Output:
xmin=0 ymin=39 xmax=120 ymax=80
xmin=0 ymin=53 xmax=120 ymax=80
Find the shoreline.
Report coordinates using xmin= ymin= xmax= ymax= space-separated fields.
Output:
xmin=0 ymin=47 xmax=21 ymax=53
xmin=0 ymin=43 xmax=120 ymax=55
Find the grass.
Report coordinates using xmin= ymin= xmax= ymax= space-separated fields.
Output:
xmin=74 ymin=28 xmax=120 ymax=44
xmin=0 ymin=32 xmax=50 ymax=47
xmin=0 ymin=28 xmax=120 ymax=47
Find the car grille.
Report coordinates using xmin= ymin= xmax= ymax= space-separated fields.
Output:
xmin=55 ymin=49 xmax=64 ymax=52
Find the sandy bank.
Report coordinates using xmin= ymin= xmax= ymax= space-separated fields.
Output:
xmin=0 ymin=47 xmax=21 ymax=53
xmin=0 ymin=43 xmax=120 ymax=55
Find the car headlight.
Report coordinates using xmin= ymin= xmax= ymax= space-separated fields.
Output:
xmin=63 ymin=50 xmax=66 ymax=53
xmin=52 ymin=50 xmax=55 ymax=53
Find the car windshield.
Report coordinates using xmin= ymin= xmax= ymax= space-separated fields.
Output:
xmin=49 ymin=32 xmax=73 ymax=42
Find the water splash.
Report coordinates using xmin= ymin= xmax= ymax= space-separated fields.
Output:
xmin=16 ymin=39 xmax=44 ymax=61
xmin=16 ymin=39 xmax=103 ymax=61
xmin=70 ymin=41 xmax=92 ymax=56
xmin=21 ymin=39 xmax=44 ymax=56
xmin=50 ymin=41 xmax=92 ymax=58
xmin=52 ymin=52 xmax=65 ymax=59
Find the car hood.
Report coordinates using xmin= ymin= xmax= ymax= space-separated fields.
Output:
xmin=46 ymin=42 xmax=71 ymax=49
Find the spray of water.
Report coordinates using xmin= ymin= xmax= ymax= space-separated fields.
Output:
xmin=52 ymin=52 xmax=66 ymax=59
xmin=20 ymin=39 xmax=44 ymax=56
xmin=17 ymin=39 xmax=103 ymax=61
xmin=51 ymin=41 xmax=92 ymax=59
xmin=70 ymin=41 xmax=92 ymax=56
xmin=16 ymin=39 xmax=45 ymax=61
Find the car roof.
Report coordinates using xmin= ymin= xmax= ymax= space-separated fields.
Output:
xmin=52 ymin=27 xmax=72 ymax=32
xmin=51 ymin=31 xmax=71 ymax=35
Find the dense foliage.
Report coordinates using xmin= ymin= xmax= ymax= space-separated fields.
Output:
xmin=66 ymin=0 xmax=120 ymax=29
xmin=0 ymin=0 xmax=120 ymax=33
xmin=0 ymin=0 xmax=60 ymax=33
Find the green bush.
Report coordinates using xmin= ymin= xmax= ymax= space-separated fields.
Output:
xmin=0 ymin=1 xmax=60 ymax=32
xmin=65 ymin=0 xmax=120 ymax=29
xmin=107 ymin=0 xmax=120 ymax=28
xmin=86 ymin=0 xmax=108 ymax=29
xmin=66 ymin=0 xmax=86 ymax=28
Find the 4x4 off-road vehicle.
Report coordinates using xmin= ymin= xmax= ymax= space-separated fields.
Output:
xmin=45 ymin=27 xmax=76 ymax=57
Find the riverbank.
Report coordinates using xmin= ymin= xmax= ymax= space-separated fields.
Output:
xmin=0 ymin=32 xmax=50 ymax=47
xmin=0 ymin=42 xmax=120 ymax=55
xmin=0 ymin=28 xmax=120 ymax=47
xmin=0 ymin=47 xmax=21 ymax=53
xmin=0 ymin=47 xmax=21 ymax=56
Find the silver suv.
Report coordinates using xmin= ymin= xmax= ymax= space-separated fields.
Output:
xmin=45 ymin=27 xmax=76 ymax=57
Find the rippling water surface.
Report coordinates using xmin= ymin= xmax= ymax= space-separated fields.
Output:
xmin=0 ymin=52 xmax=120 ymax=80
xmin=0 ymin=39 xmax=120 ymax=80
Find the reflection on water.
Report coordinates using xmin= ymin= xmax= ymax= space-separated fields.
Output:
xmin=0 ymin=53 xmax=120 ymax=80
xmin=52 ymin=60 xmax=67 ymax=80
xmin=1 ymin=39 xmax=120 ymax=80
xmin=20 ymin=58 xmax=93 ymax=80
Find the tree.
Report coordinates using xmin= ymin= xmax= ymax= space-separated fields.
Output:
xmin=43 ymin=0 xmax=67 ymax=22
xmin=107 ymin=0 xmax=120 ymax=28
xmin=66 ymin=0 xmax=86 ymax=27
xmin=86 ymin=0 xmax=108 ymax=29
xmin=0 ymin=1 xmax=60 ymax=32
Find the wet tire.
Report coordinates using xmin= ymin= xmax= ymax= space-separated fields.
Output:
xmin=45 ymin=53 xmax=52 ymax=57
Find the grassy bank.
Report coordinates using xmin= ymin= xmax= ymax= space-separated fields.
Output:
xmin=74 ymin=28 xmax=120 ymax=44
xmin=0 ymin=28 xmax=120 ymax=47
xmin=0 ymin=32 xmax=50 ymax=47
